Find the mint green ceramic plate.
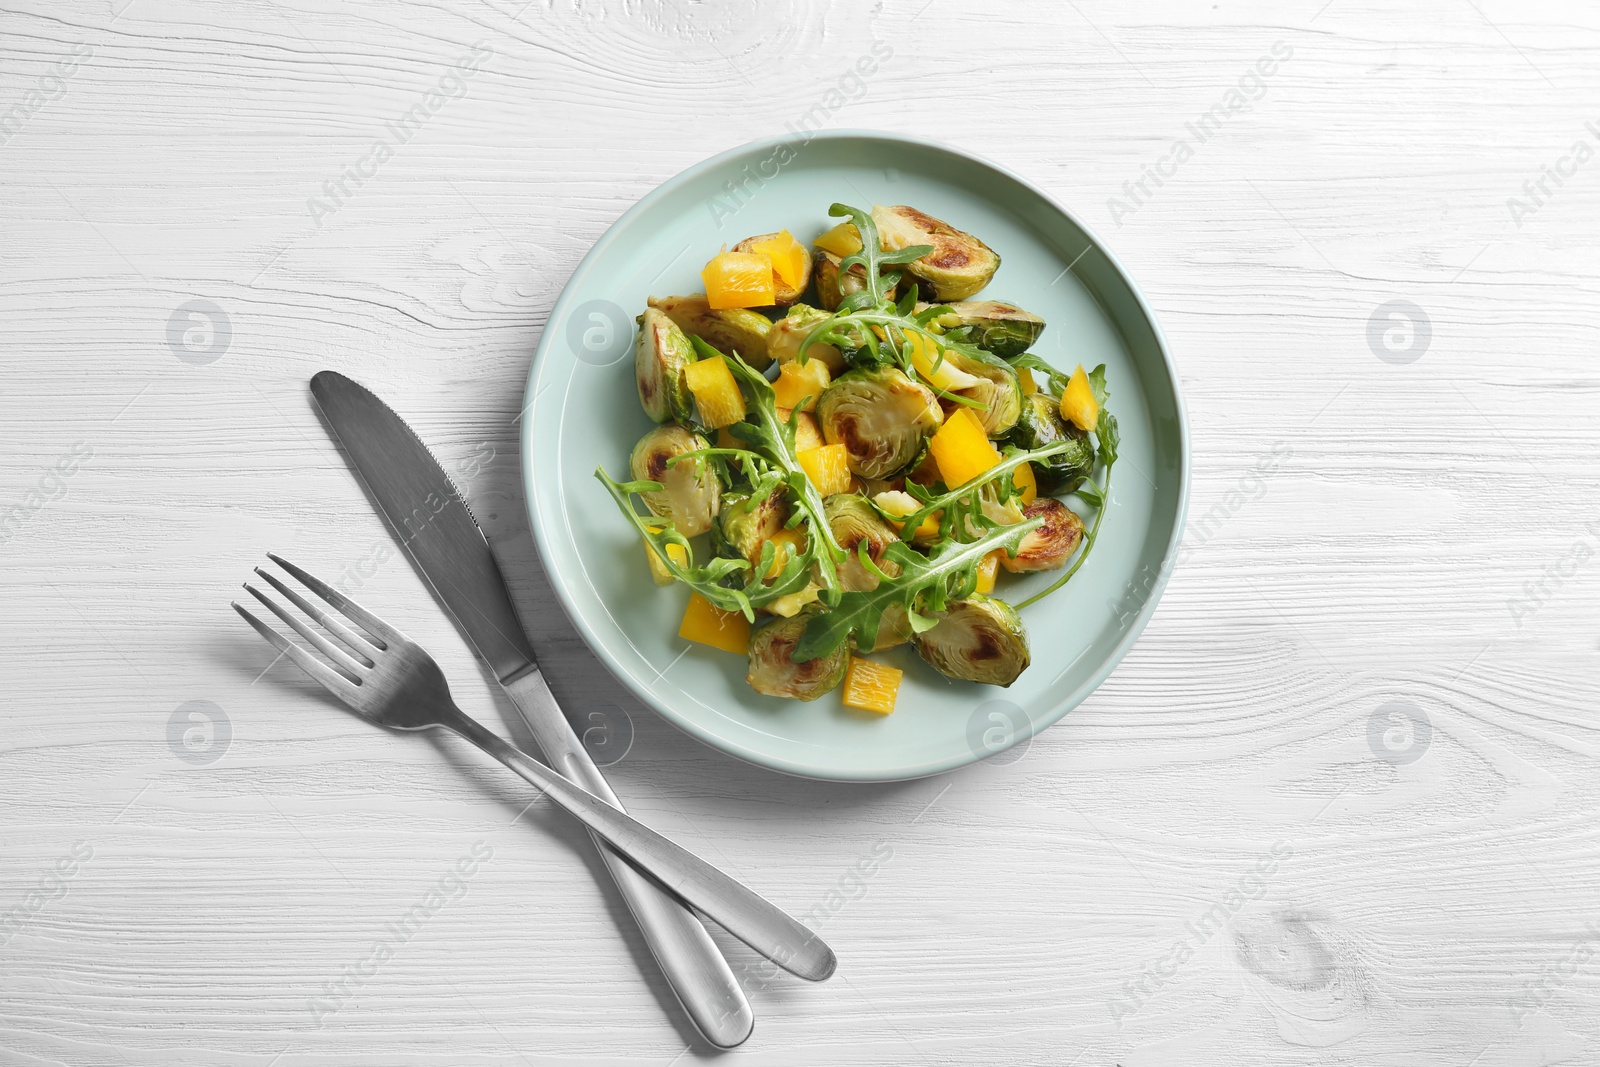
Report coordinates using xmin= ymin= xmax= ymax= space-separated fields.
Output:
xmin=522 ymin=131 xmax=1187 ymax=782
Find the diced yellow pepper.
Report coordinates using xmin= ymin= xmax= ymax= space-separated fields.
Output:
xmin=905 ymin=332 xmax=982 ymax=392
xmin=772 ymin=358 xmax=831 ymax=412
xmin=780 ymin=409 xmax=824 ymax=453
xmin=678 ymin=592 xmax=750 ymax=654
xmin=645 ymin=540 xmax=689 ymax=586
xmin=764 ymin=527 xmax=806 ymax=579
xmin=929 ymin=407 xmax=1003 ymax=488
xmin=871 ymin=490 xmax=941 ymax=542
xmin=716 ymin=425 xmax=742 ymax=449
xmin=814 ymin=222 xmax=863 ymax=257
xmin=841 ymin=656 xmax=902 ymax=715
xmin=1012 ymin=461 xmax=1037 ymax=505
xmin=797 ymin=443 xmax=852 ymax=497
xmin=683 ymin=354 xmax=745 ymax=428
xmin=744 ymin=229 xmax=807 ymax=289
xmin=1018 ymin=367 xmax=1038 ymax=395
xmin=1060 ymin=364 xmax=1101 ymax=432
xmin=974 ymin=550 xmax=1001 ymax=594
xmin=701 ymin=250 xmax=776 ymax=310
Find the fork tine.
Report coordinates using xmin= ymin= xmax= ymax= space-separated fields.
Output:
xmin=244 ymin=583 xmax=369 ymax=681
xmin=266 ymin=553 xmax=401 ymax=648
xmin=254 ymin=567 xmax=378 ymax=664
xmin=233 ymin=602 xmax=360 ymax=698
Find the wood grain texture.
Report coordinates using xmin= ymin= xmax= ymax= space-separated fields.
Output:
xmin=3 ymin=0 xmax=1599 ymax=1063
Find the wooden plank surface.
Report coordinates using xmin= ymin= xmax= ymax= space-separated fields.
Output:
xmin=3 ymin=1 xmax=1599 ymax=1063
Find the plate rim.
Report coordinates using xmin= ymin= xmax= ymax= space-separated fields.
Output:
xmin=521 ymin=128 xmax=1191 ymax=782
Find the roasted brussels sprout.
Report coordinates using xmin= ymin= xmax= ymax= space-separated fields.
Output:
xmin=999 ymin=498 xmax=1084 ymax=573
xmin=719 ymin=488 xmax=789 ymax=566
xmin=747 ymin=614 xmax=848 ymax=700
xmin=817 ymin=367 xmax=943 ymax=479
xmin=912 ymin=594 xmax=1029 ymax=686
xmin=1008 ymin=393 xmax=1095 ymax=494
xmin=918 ymin=300 xmax=1045 ymax=359
xmin=871 ymin=602 xmax=913 ymax=651
xmin=648 ymin=295 xmax=772 ymax=368
xmin=871 ymin=205 xmax=1000 ymax=301
xmin=943 ymin=348 xmax=1022 ymax=436
xmin=815 ymin=252 xmax=897 ymax=312
xmin=628 ymin=425 xmax=719 ymax=537
xmin=767 ymin=304 xmax=844 ymax=373
xmin=635 ymin=308 xmax=695 ymax=423
xmin=824 ymin=494 xmax=902 ymax=592
xmin=731 ymin=233 xmax=813 ymax=306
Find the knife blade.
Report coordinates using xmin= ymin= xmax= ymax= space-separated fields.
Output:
xmin=308 ymin=370 xmax=755 ymax=1047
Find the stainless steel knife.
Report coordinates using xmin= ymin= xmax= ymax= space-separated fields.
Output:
xmin=309 ymin=370 xmax=756 ymax=1048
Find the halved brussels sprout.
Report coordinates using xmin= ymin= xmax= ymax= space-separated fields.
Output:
xmin=943 ymin=347 xmax=1022 ymax=436
xmin=871 ymin=602 xmax=913 ymax=651
xmin=999 ymin=498 xmax=1084 ymax=573
xmin=628 ymin=425 xmax=719 ymax=537
xmin=918 ymin=300 xmax=1045 ymax=359
xmin=912 ymin=594 xmax=1030 ymax=687
xmin=767 ymin=304 xmax=844 ymax=373
xmin=815 ymin=252 xmax=898 ymax=312
xmin=719 ymin=488 xmax=789 ymax=566
xmin=746 ymin=614 xmax=848 ymax=700
xmin=824 ymin=494 xmax=902 ymax=592
xmin=647 ymin=295 xmax=773 ymax=368
xmin=871 ymin=205 xmax=1000 ymax=301
xmin=731 ymin=233 xmax=813 ymax=306
xmin=817 ymin=367 xmax=943 ymax=479
xmin=635 ymin=308 xmax=695 ymax=423
xmin=1008 ymin=393 xmax=1095 ymax=494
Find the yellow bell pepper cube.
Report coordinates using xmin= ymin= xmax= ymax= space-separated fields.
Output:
xmin=1012 ymin=461 xmax=1037 ymax=505
xmin=1060 ymin=364 xmax=1101 ymax=431
xmin=764 ymin=527 xmax=806 ymax=579
xmin=905 ymin=332 xmax=981 ymax=392
xmin=678 ymin=592 xmax=750 ymax=654
xmin=743 ymin=229 xmax=808 ymax=290
xmin=797 ymin=443 xmax=852 ymax=497
xmin=683 ymin=354 xmax=745 ymax=429
xmin=871 ymin=490 xmax=941 ymax=542
xmin=841 ymin=656 xmax=902 ymax=715
xmin=772 ymin=358 xmax=831 ymax=412
xmin=974 ymin=549 xmax=1001 ymax=594
xmin=701 ymin=250 xmax=776 ymax=309
xmin=813 ymin=222 xmax=863 ymax=257
xmin=1018 ymin=367 xmax=1038 ymax=395
xmin=645 ymin=540 xmax=689 ymax=586
xmin=929 ymin=407 xmax=1003 ymax=488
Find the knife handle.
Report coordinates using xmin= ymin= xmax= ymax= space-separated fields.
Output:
xmin=502 ymin=669 xmax=755 ymax=1047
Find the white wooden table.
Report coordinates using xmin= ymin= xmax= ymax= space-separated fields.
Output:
xmin=5 ymin=1 xmax=1599 ymax=1063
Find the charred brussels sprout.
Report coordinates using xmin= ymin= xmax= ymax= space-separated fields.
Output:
xmin=999 ymin=498 xmax=1085 ymax=573
xmin=919 ymin=300 xmax=1045 ymax=359
xmin=628 ymin=425 xmax=719 ymax=537
xmin=944 ymin=347 xmax=1022 ymax=436
xmin=1008 ymin=393 xmax=1095 ymax=493
xmin=912 ymin=594 xmax=1030 ymax=687
xmin=746 ymin=614 xmax=848 ymax=700
xmin=815 ymin=252 xmax=898 ymax=312
xmin=718 ymin=488 xmax=789 ymax=566
xmin=824 ymin=494 xmax=902 ymax=592
xmin=648 ymin=295 xmax=772 ymax=368
xmin=871 ymin=205 xmax=1000 ymax=301
xmin=767 ymin=303 xmax=844 ymax=373
xmin=817 ymin=367 xmax=943 ymax=479
xmin=635 ymin=308 xmax=696 ymax=423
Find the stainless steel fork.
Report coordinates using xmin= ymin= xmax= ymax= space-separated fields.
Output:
xmin=233 ymin=553 xmax=835 ymax=983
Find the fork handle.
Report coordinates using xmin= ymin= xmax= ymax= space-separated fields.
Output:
xmin=440 ymin=706 xmax=836 ymax=983
xmin=502 ymin=670 xmax=753 ymax=1046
